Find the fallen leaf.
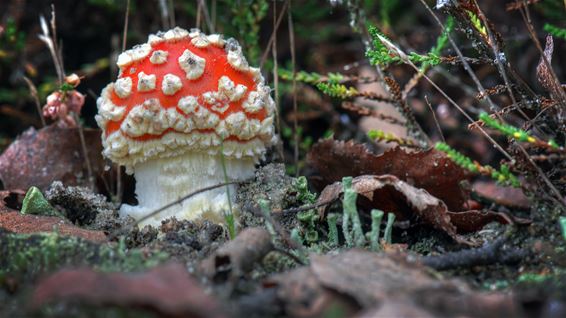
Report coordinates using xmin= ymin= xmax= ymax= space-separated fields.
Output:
xmin=266 ymin=250 xmax=523 ymax=318
xmin=31 ymin=263 xmax=225 ymax=318
xmin=473 ymin=181 xmax=530 ymax=209
xmin=317 ymin=175 xmax=529 ymax=244
xmin=0 ymin=125 xmax=106 ymax=191
xmin=307 ymin=139 xmax=470 ymax=211
xmin=0 ymin=211 xmax=107 ymax=242
xmin=536 ymin=35 xmax=555 ymax=95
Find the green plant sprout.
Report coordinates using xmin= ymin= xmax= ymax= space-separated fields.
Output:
xmin=279 ymin=69 xmax=346 ymax=84
xmin=421 ymin=16 xmax=454 ymax=70
xmin=368 ymin=210 xmax=384 ymax=251
xmin=342 ymin=177 xmax=365 ymax=247
xmin=294 ymin=176 xmax=317 ymax=204
xmin=316 ymin=82 xmax=360 ymax=99
xmin=543 ymin=23 xmax=566 ymax=40
xmin=220 ymin=143 xmax=236 ymax=240
xmin=366 ymin=25 xmax=445 ymax=68
xmin=327 ymin=213 xmax=339 ymax=247
xmin=466 ymin=10 xmax=488 ymax=37
xmin=367 ymin=129 xmax=416 ymax=147
xmin=297 ymin=209 xmax=319 ymax=243
xmin=384 ymin=212 xmax=396 ymax=245
xmin=258 ymin=199 xmax=277 ymax=238
xmin=479 ymin=112 xmax=560 ymax=149
xmin=435 ymin=142 xmax=521 ymax=187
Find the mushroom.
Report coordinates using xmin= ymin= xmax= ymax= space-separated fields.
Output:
xmin=96 ymin=27 xmax=276 ymax=227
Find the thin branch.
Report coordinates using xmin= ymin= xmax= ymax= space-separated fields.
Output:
xmin=22 ymin=76 xmax=46 ymax=127
xmin=122 ymin=0 xmax=131 ymax=52
xmin=425 ymin=95 xmax=445 ymax=143
xmin=259 ymin=0 xmax=289 ymax=69
xmin=197 ymin=0 xmax=214 ymax=33
xmin=288 ymin=1 xmax=299 ymax=176
xmin=272 ymin=1 xmax=284 ymax=160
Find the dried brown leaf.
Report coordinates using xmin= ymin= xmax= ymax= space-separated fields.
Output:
xmin=0 ymin=125 xmax=106 ymax=191
xmin=317 ymin=175 xmax=529 ymax=244
xmin=0 ymin=211 xmax=107 ymax=242
xmin=307 ymin=139 xmax=470 ymax=211
xmin=536 ymin=35 xmax=555 ymax=94
xmin=266 ymin=250 xmax=523 ymax=318
xmin=31 ymin=263 xmax=225 ymax=318
xmin=473 ymin=181 xmax=530 ymax=210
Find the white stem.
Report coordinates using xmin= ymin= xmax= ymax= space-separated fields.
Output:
xmin=120 ymin=152 xmax=255 ymax=227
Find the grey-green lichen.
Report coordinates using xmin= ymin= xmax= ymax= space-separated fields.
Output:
xmin=0 ymin=230 xmax=168 ymax=282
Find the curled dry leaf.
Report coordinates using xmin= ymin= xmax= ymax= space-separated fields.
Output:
xmin=536 ymin=35 xmax=555 ymax=95
xmin=0 ymin=211 xmax=107 ymax=243
xmin=307 ymin=139 xmax=470 ymax=211
xmin=31 ymin=263 xmax=225 ymax=318
xmin=317 ymin=175 xmax=530 ymax=244
xmin=0 ymin=125 xmax=106 ymax=191
xmin=265 ymin=250 xmax=522 ymax=318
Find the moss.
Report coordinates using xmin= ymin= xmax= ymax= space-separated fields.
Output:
xmin=20 ymin=186 xmax=61 ymax=217
xmin=0 ymin=230 xmax=168 ymax=282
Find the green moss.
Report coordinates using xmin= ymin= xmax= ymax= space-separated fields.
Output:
xmin=20 ymin=186 xmax=61 ymax=217
xmin=0 ymin=231 xmax=168 ymax=281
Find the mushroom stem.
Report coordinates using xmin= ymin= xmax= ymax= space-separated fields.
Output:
xmin=120 ymin=152 xmax=255 ymax=227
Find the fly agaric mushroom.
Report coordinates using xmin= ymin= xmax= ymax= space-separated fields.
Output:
xmin=96 ymin=27 xmax=275 ymax=226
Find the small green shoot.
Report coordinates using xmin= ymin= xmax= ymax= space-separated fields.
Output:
xmin=369 ymin=210 xmax=384 ymax=251
xmin=316 ymin=82 xmax=360 ymax=99
xmin=258 ymin=199 xmax=277 ymax=238
xmin=435 ymin=142 xmax=520 ymax=187
xmin=479 ymin=112 xmax=560 ymax=149
xmin=342 ymin=177 xmax=365 ymax=247
xmin=220 ymin=143 xmax=236 ymax=240
xmin=544 ymin=23 xmax=566 ymax=40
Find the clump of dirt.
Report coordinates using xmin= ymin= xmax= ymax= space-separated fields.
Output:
xmin=237 ymin=163 xmax=304 ymax=231
xmin=45 ymin=181 xmax=120 ymax=229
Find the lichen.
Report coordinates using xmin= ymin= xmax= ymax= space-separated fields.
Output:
xmin=0 ymin=230 xmax=168 ymax=282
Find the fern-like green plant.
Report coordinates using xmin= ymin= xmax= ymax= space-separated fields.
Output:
xmin=435 ymin=142 xmax=520 ymax=187
xmin=479 ymin=112 xmax=559 ymax=149
xmin=544 ymin=23 xmax=566 ymax=40
xmin=366 ymin=24 xmax=449 ymax=68
xmin=316 ymin=82 xmax=359 ymax=99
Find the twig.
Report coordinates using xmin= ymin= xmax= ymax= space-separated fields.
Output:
xmin=288 ymin=2 xmax=299 ymax=177
xmin=122 ymin=0 xmax=131 ymax=52
xmin=259 ymin=0 xmax=289 ymax=69
xmin=422 ymin=234 xmax=529 ymax=270
xmin=158 ymin=0 xmax=170 ymax=29
xmin=72 ymin=113 xmax=94 ymax=191
xmin=272 ymin=1 xmax=284 ymax=160
xmin=424 ymin=95 xmax=445 ymax=143
xmin=168 ymin=0 xmax=176 ymax=28
xmin=108 ymin=181 xmax=239 ymax=240
xmin=197 ymin=0 xmax=214 ymax=33
xmin=22 ymin=76 xmax=46 ymax=127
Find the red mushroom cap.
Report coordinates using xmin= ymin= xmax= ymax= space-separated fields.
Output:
xmin=96 ymin=27 xmax=275 ymax=171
